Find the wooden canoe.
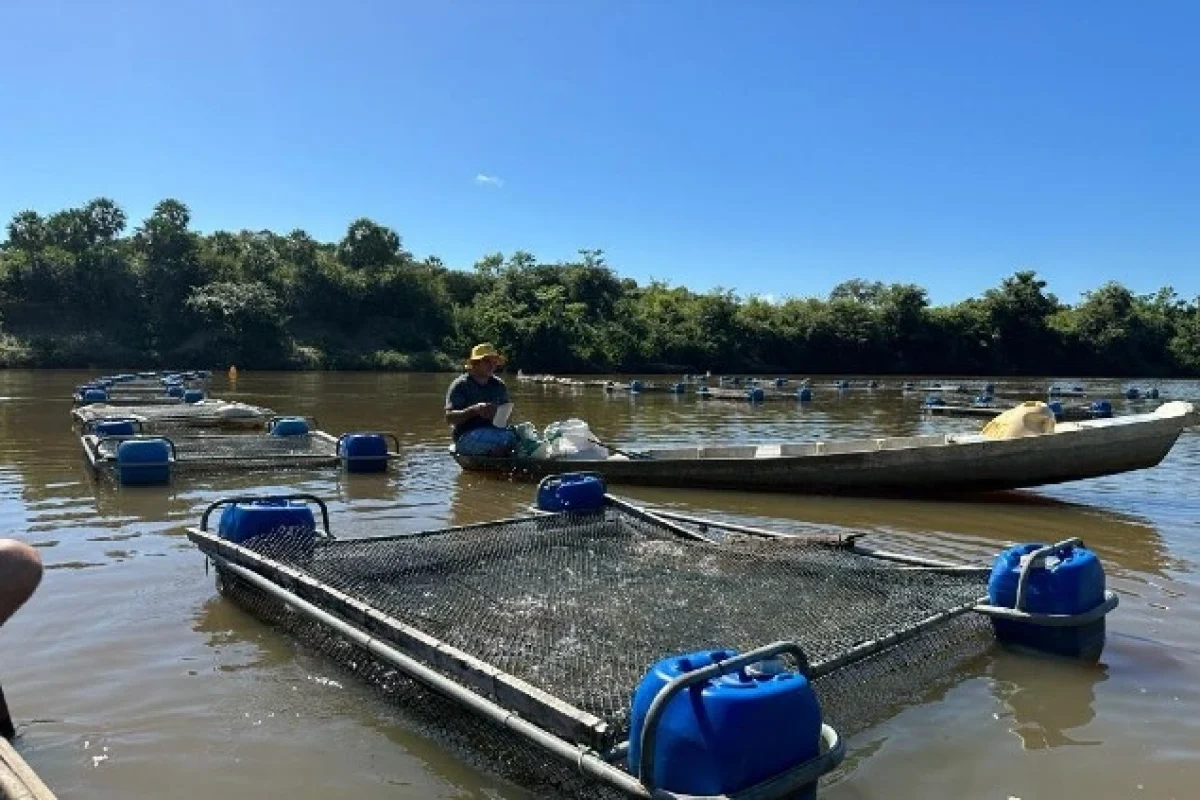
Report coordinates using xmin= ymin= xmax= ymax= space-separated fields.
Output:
xmin=452 ymin=401 xmax=1197 ymax=495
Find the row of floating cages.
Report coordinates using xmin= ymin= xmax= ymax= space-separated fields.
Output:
xmin=79 ymin=415 xmax=400 ymax=485
xmin=602 ymin=380 xmax=821 ymax=402
xmin=87 ymin=369 xmax=211 ymax=388
xmin=776 ymin=379 xmax=1163 ymax=400
xmin=187 ymin=472 xmax=1119 ymax=799
xmin=544 ymin=376 xmax=1166 ymax=407
xmin=75 ymin=385 xmax=208 ymax=405
xmin=699 ymin=386 xmax=816 ymax=403
xmin=714 ymin=377 xmax=867 ymax=391
xmin=922 ymin=395 xmax=1120 ymax=421
xmin=75 ymin=370 xmax=213 ymax=405
xmin=1043 ymin=384 xmax=1161 ymax=400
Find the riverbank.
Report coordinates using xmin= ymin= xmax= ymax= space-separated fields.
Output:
xmin=0 ymin=334 xmax=460 ymax=373
xmin=3 ymin=335 xmax=1199 ymax=381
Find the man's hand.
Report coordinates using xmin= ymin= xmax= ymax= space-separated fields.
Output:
xmin=472 ymin=402 xmax=497 ymax=420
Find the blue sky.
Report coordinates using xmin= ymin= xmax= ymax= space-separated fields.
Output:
xmin=1 ymin=1 xmax=1197 ymax=305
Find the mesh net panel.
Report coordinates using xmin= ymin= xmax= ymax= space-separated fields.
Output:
xmin=216 ymin=571 xmax=626 ymax=799
xmin=200 ymin=506 xmax=988 ymax=751
xmin=95 ymin=433 xmax=339 ymax=469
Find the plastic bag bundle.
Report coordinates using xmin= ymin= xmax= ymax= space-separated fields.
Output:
xmin=980 ymin=401 xmax=1056 ymax=439
xmin=540 ymin=419 xmax=608 ymax=460
xmin=513 ymin=422 xmax=544 ymax=458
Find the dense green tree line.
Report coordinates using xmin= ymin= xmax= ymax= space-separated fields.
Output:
xmin=1 ymin=198 xmax=1198 ymax=376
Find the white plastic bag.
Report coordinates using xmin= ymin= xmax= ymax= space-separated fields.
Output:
xmin=540 ymin=418 xmax=607 ymax=460
xmin=560 ymin=441 xmax=608 ymax=460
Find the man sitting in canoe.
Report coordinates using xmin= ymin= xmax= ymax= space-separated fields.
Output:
xmin=445 ymin=343 xmax=518 ymax=457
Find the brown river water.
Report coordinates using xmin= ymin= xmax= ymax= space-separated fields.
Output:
xmin=1 ymin=370 xmax=1198 ymax=799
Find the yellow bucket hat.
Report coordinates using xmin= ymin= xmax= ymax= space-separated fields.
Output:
xmin=466 ymin=342 xmax=506 ymax=366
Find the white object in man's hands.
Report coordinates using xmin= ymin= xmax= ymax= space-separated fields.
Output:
xmin=492 ymin=402 xmax=514 ymax=427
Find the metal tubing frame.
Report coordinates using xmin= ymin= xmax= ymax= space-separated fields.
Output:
xmin=848 ymin=544 xmax=976 ymax=569
xmin=81 ymin=435 xmax=102 ymax=470
xmin=642 ymin=507 xmax=843 ymax=543
xmin=808 ymin=596 xmax=987 ymax=680
xmin=974 ymin=592 xmax=1119 ymax=627
xmin=604 ymin=495 xmax=715 ymax=543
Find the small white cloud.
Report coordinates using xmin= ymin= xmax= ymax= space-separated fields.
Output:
xmin=475 ymin=173 xmax=503 ymax=188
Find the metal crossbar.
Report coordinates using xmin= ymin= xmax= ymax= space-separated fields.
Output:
xmin=84 ymin=432 xmax=340 ymax=471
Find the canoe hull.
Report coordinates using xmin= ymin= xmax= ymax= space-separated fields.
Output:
xmin=454 ymin=405 xmax=1193 ymax=495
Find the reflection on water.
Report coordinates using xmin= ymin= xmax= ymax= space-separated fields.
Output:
xmin=987 ymin=650 xmax=1109 ymax=749
xmin=192 ymin=593 xmax=298 ymax=674
xmin=0 ymin=370 xmax=1196 ymax=799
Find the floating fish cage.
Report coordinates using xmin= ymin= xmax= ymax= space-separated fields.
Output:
xmin=73 ymin=377 xmax=211 ymax=406
xmin=1046 ymin=385 xmax=1087 ymax=398
xmin=104 ymin=370 xmax=211 ymax=383
xmin=73 ymin=390 xmax=208 ymax=407
xmin=72 ymin=400 xmax=275 ymax=431
xmin=78 ymin=372 xmax=208 ymax=396
xmin=186 ymin=475 xmax=1118 ymax=798
xmin=87 ymin=378 xmax=201 ymax=394
xmin=80 ymin=420 xmax=399 ymax=484
xmin=924 ymin=401 xmax=1114 ymax=422
xmin=697 ymin=386 xmax=794 ymax=402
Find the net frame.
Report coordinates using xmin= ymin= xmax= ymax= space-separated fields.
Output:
xmin=81 ymin=394 xmax=188 ymax=407
xmin=187 ymin=504 xmax=992 ymax=754
xmin=81 ymin=431 xmax=346 ymax=472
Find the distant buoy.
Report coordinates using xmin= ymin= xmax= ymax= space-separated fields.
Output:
xmin=228 ymin=365 xmax=239 ymax=382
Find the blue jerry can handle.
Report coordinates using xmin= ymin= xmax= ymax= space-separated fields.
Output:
xmin=635 ymin=641 xmax=845 ymax=797
xmin=199 ymin=493 xmax=333 ymax=539
xmin=1014 ymin=537 xmax=1083 ymax=612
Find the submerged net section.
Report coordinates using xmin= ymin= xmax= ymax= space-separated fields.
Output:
xmin=74 ymin=401 xmax=274 ymax=429
xmin=202 ymin=506 xmax=989 ymax=748
xmin=95 ymin=432 xmax=338 ymax=469
xmin=215 ymin=571 xmax=627 ymax=799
